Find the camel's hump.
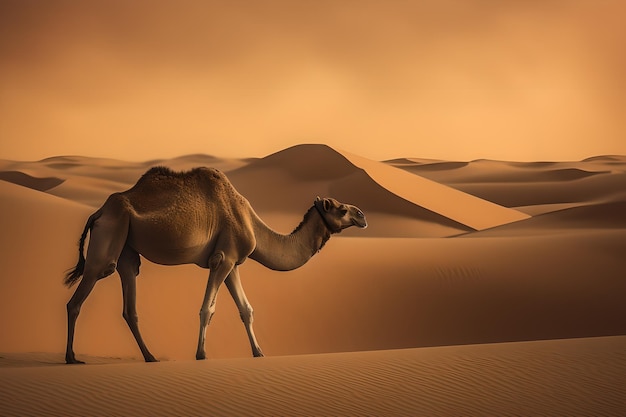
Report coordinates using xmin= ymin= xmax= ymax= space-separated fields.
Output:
xmin=138 ymin=166 xmax=227 ymax=183
xmin=129 ymin=166 xmax=246 ymax=205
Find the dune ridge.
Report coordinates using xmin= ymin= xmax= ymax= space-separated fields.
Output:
xmin=388 ymin=155 xmax=625 ymax=182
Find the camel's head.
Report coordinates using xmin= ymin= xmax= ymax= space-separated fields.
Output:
xmin=314 ymin=196 xmax=367 ymax=232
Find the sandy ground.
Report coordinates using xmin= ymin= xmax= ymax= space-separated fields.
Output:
xmin=1 ymin=144 xmax=625 ymax=415
xmin=1 ymin=336 xmax=624 ymax=416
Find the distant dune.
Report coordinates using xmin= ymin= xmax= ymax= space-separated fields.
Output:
xmin=388 ymin=156 xmax=621 ymax=184
xmin=1 ymin=145 xmax=625 ymax=415
xmin=0 ymin=170 xmax=64 ymax=192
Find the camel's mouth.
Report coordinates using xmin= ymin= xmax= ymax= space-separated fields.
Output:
xmin=352 ymin=218 xmax=368 ymax=229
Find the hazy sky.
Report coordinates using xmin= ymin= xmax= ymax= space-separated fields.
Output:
xmin=1 ymin=0 xmax=624 ymax=161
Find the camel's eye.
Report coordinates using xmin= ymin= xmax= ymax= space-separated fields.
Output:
xmin=356 ymin=210 xmax=364 ymax=218
xmin=340 ymin=208 xmax=348 ymax=216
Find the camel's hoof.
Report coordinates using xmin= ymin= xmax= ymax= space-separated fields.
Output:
xmin=196 ymin=353 xmax=206 ymax=360
xmin=145 ymin=357 xmax=159 ymax=363
xmin=253 ymin=351 xmax=265 ymax=358
xmin=66 ymin=358 xmax=85 ymax=365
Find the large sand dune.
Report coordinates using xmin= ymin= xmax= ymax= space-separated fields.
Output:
xmin=1 ymin=145 xmax=625 ymax=415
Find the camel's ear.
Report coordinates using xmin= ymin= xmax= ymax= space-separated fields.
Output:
xmin=315 ymin=196 xmax=332 ymax=212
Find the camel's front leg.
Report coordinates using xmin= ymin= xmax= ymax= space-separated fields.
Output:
xmin=225 ymin=266 xmax=264 ymax=357
xmin=196 ymin=251 xmax=234 ymax=360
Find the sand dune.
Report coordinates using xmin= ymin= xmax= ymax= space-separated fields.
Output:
xmin=1 ymin=336 xmax=624 ymax=416
xmin=469 ymin=201 xmax=626 ymax=236
xmin=0 ymin=154 xmax=249 ymax=208
xmin=0 ymin=170 xmax=64 ymax=191
xmin=0 ymin=181 xmax=92 ymax=356
xmin=388 ymin=156 xmax=625 ymax=184
xmin=452 ymin=173 xmax=626 ymax=209
xmin=583 ymin=154 xmax=626 ymax=163
xmin=1 ymin=146 xmax=625 ymax=415
xmin=228 ymin=144 xmax=529 ymax=235
xmin=47 ymin=176 xmax=130 ymax=207
xmin=229 ymin=146 xmax=474 ymax=236
xmin=340 ymin=149 xmax=530 ymax=230
xmin=386 ymin=155 xmax=626 ymax=214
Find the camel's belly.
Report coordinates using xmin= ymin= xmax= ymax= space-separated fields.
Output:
xmin=127 ymin=221 xmax=215 ymax=267
xmin=133 ymin=241 xmax=213 ymax=267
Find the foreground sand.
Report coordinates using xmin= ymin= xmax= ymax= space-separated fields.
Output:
xmin=1 ymin=336 xmax=624 ymax=416
xmin=1 ymin=145 xmax=625 ymax=414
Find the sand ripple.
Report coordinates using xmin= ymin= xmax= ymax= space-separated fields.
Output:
xmin=1 ymin=336 xmax=624 ymax=416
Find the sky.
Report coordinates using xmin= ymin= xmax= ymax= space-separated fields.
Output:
xmin=0 ymin=0 xmax=624 ymax=162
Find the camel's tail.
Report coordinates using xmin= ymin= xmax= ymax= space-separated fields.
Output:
xmin=64 ymin=210 xmax=101 ymax=288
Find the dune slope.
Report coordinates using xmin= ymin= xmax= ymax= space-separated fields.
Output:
xmin=340 ymin=149 xmax=530 ymax=229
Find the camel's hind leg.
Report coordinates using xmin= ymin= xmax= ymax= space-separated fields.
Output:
xmin=65 ymin=274 xmax=98 ymax=364
xmin=225 ymin=266 xmax=264 ymax=357
xmin=65 ymin=202 xmax=129 ymax=364
xmin=117 ymin=245 xmax=157 ymax=362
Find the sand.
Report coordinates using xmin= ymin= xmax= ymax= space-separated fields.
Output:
xmin=1 ymin=336 xmax=624 ymax=416
xmin=1 ymin=144 xmax=625 ymax=415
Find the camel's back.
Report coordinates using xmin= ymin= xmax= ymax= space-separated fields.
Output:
xmin=121 ymin=166 xmax=249 ymax=218
xmin=114 ymin=167 xmax=253 ymax=266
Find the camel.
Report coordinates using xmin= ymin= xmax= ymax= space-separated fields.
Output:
xmin=64 ymin=166 xmax=367 ymax=364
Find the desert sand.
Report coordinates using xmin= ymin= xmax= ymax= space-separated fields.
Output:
xmin=1 ymin=144 xmax=625 ymax=415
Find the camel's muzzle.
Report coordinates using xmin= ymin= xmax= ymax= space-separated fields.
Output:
xmin=352 ymin=217 xmax=368 ymax=229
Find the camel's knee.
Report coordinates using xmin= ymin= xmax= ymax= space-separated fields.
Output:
xmin=66 ymin=301 xmax=81 ymax=319
xmin=240 ymin=304 xmax=254 ymax=325
xmin=122 ymin=310 xmax=138 ymax=325
xmin=199 ymin=303 xmax=216 ymax=326
xmin=66 ymin=276 xmax=97 ymax=320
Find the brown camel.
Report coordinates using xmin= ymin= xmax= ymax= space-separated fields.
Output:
xmin=64 ymin=166 xmax=367 ymax=364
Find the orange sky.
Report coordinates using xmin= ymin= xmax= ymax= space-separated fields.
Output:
xmin=1 ymin=0 xmax=624 ymax=161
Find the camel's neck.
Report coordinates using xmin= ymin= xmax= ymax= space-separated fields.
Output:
xmin=249 ymin=207 xmax=333 ymax=271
